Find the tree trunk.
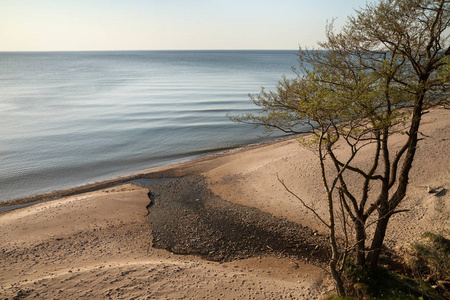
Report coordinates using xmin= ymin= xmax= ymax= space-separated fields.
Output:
xmin=368 ymin=212 xmax=390 ymax=271
xmin=329 ymin=225 xmax=346 ymax=296
xmin=355 ymin=220 xmax=366 ymax=267
xmin=330 ymin=258 xmax=346 ymax=296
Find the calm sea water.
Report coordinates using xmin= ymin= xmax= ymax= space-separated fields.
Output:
xmin=0 ymin=50 xmax=299 ymax=202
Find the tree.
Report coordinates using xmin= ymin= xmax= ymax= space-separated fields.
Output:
xmin=230 ymin=0 xmax=449 ymax=295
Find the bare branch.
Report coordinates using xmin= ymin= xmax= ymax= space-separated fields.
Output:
xmin=277 ymin=174 xmax=330 ymax=228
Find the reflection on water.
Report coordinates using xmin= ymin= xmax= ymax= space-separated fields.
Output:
xmin=0 ymin=50 xmax=301 ymax=201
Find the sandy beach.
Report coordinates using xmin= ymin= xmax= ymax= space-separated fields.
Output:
xmin=0 ymin=108 xmax=449 ymax=299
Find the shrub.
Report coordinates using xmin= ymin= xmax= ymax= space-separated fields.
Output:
xmin=408 ymin=232 xmax=450 ymax=296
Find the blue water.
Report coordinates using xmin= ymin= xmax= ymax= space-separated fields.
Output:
xmin=0 ymin=50 xmax=299 ymax=201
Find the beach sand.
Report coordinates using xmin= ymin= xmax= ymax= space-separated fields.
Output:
xmin=0 ymin=108 xmax=449 ymax=299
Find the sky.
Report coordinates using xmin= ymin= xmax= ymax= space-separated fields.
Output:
xmin=0 ymin=0 xmax=369 ymax=51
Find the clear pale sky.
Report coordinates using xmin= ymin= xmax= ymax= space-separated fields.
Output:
xmin=0 ymin=0 xmax=368 ymax=51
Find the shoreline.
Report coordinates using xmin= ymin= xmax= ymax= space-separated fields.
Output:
xmin=0 ymin=134 xmax=300 ymax=211
xmin=0 ymin=108 xmax=448 ymax=299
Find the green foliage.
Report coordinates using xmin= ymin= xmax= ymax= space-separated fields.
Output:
xmin=409 ymin=232 xmax=450 ymax=283
xmin=230 ymin=0 xmax=449 ymax=144
xmin=343 ymin=261 xmax=444 ymax=300
xmin=439 ymin=56 xmax=450 ymax=89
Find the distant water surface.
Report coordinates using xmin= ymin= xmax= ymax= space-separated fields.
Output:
xmin=0 ymin=50 xmax=299 ymax=201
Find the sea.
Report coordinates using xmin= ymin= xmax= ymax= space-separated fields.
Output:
xmin=0 ymin=50 xmax=300 ymax=202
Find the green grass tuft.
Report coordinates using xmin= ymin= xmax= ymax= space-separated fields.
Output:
xmin=343 ymin=261 xmax=443 ymax=300
xmin=409 ymin=232 xmax=450 ymax=282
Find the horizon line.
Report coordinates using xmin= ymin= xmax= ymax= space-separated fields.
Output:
xmin=0 ymin=48 xmax=304 ymax=53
